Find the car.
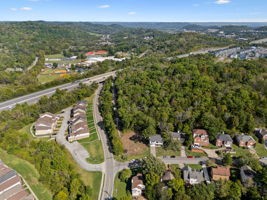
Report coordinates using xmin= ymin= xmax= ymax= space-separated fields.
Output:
xmin=170 ymin=155 xmax=176 ymax=158
xmin=187 ymin=156 xmax=194 ymax=158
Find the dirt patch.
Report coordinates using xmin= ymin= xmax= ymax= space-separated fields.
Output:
xmin=121 ymin=131 xmax=148 ymax=156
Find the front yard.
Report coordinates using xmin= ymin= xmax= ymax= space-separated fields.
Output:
xmin=113 ymin=172 xmax=129 ymax=199
xmin=156 ymin=147 xmax=180 ymax=157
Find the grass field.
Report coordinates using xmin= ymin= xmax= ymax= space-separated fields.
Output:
xmin=254 ymin=142 xmax=267 ymax=157
xmin=45 ymin=54 xmax=64 ymax=59
xmin=232 ymin=144 xmax=251 ymax=157
xmin=186 ymin=164 xmax=203 ymax=170
xmin=185 ymin=149 xmax=207 ymax=157
xmin=156 ymin=147 xmax=180 ymax=157
xmin=65 ymin=149 xmax=102 ymax=200
xmin=0 ymin=149 xmax=52 ymax=200
xmin=113 ymin=172 xmax=128 ymax=199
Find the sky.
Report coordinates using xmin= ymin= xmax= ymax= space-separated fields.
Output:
xmin=0 ymin=0 xmax=267 ymax=22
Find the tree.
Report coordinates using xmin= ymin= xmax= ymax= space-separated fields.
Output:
xmin=119 ymin=169 xmax=132 ymax=182
xmin=54 ymin=191 xmax=68 ymax=200
xmin=168 ymin=178 xmax=185 ymax=193
xmin=222 ymin=153 xmax=232 ymax=166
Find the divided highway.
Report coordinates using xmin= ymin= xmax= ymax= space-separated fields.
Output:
xmin=0 ymin=71 xmax=116 ymax=112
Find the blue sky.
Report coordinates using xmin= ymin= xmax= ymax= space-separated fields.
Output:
xmin=0 ymin=0 xmax=266 ymax=22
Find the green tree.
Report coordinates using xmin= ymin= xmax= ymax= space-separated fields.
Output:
xmin=119 ymin=169 xmax=132 ymax=182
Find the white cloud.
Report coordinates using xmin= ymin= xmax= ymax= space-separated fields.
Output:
xmin=20 ymin=7 xmax=32 ymax=11
xmin=98 ymin=5 xmax=110 ymax=9
xmin=10 ymin=8 xmax=17 ymax=11
xmin=128 ymin=11 xmax=136 ymax=15
xmin=215 ymin=0 xmax=231 ymax=4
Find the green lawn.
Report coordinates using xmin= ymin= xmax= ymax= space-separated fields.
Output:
xmin=156 ymin=147 xmax=180 ymax=157
xmin=255 ymin=142 xmax=267 ymax=157
xmin=65 ymin=150 xmax=102 ymax=200
xmin=113 ymin=172 xmax=128 ymax=199
xmin=186 ymin=164 xmax=203 ymax=170
xmin=45 ymin=54 xmax=64 ymax=59
xmin=18 ymin=123 xmax=32 ymax=135
xmin=38 ymin=73 xmax=63 ymax=84
xmin=232 ymin=144 xmax=250 ymax=157
xmin=0 ymin=149 xmax=52 ymax=200
xmin=185 ymin=149 xmax=207 ymax=157
xmin=80 ymin=140 xmax=104 ymax=164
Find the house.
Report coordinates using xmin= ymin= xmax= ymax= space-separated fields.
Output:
xmin=240 ymin=165 xmax=256 ymax=187
xmin=259 ymin=157 xmax=267 ymax=166
xmin=161 ymin=170 xmax=175 ymax=182
xmin=183 ymin=166 xmax=205 ymax=185
xmin=193 ymin=129 xmax=209 ymax=147
xmin=216 ymin=133 xmax=233 ymax=148
xmin=131 ymin=173 xmax=145 ymax=197
xmin=68 ymin=101 xmax=90 ymax=142
xmin=211 ymin=166 xmax=230 ymax=181
xmin=236 ymin=134 xmax=256 ymax=148
xmin=255 ymin=128 xmax=267 ymax=141
xmin=170 ymin=131 xmax=185 ymax=143
xmin=149 ymin=135 xmax=163 ymax=147
xmin=0 ymin=161 xmax=34 ymax=200
xmin=35 ymin=112 xmax=59 ymax=136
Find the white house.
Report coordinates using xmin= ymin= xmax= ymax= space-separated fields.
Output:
xmin=131 ymin=173 xmax=145 ymax=197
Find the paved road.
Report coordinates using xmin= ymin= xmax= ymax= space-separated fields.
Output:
xmin=0 ymin=71 xmax=116 ymax=112
xmin=93 ymin=84 xmax=130 ymax=200
xmin=160 ymin=156 xmax=208 ymax=165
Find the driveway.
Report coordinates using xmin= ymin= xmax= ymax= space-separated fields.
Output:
xmin=199 ymin=147 xmax=225 ymax=158
xmin=150 ymin=146 xmax=156 ymax=157
xmin=181 ymin=146 xmax=186 ymax=157
xmin=160 ymin=156 xmax=208 ymax=165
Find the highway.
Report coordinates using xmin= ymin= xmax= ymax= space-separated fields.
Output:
xmin=0 ymin=71 xmax=116 ymax=112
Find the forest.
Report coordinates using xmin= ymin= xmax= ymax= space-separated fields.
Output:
xmin=114 ymin=55 xmax=267 ymax=143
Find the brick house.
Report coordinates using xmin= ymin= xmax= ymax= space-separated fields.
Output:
xmin=236 ymin=134 xmax=256 ymax=148
xmin=193 ymin=129 xmax=209 ymax=147
xmin=216 ymin=133 xmax=233 ymax=148
xmin=211 ymin=166 xmax=230 ymax=181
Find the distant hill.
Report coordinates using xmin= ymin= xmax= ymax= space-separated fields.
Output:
xmin=0 ymin=21 xmax=126 ymax=70
xmin=94 ymin=22 xmax=267 ymax=32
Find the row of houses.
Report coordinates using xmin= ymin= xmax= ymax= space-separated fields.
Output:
xmin=131 ymin=164 xmax=256 ymax=198
xmin=67 ymin=101 xmax=90 ymax=142
xmin=149 ymin=128 xmax=267 ymax=149
xmin=0 ymin=161 xmax=34 ymax=200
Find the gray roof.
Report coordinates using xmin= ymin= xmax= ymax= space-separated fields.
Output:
xmin=217 ymin=134 xmax=233 ymax=142
xmin=0 ymin=170 xmax=17 ymax=184
xmin=236 ymin=134 xmax=255 ymax=143
xmin=183 ymin=166 xmax=204 ymax=183
xmin=149 ymin=134 xmax=163 ymax=143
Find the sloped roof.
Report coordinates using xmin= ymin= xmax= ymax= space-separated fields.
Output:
xmin=149 ymin=134 xmax=163 ymax=143
xmin=217 ymin=134 xmax=233 ymax=142
xmin=212 ymin=166 xmax=230 ymax=177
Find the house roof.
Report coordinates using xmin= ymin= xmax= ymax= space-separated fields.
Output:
xmin=183 ymin=166 xmax=204 ymax=183
xmin=161 ymin=170 xmax=174 ymax=181
xmin=236 ymin=134 xmax=255 ymax=143
xmin=193 ymin=129 xmax=208 ymax=135
xmin=132 ymin=173 xmax=144 ymax=190
xmin=212 ymin=166 xmax=230 ymax=177
xmin=149 ymin=134 xmax=163 ymax=143
xmin=255 ymin=129 xmax=267 ymax=137
xmin=217 ymin=134 xmax=233 ymax=142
